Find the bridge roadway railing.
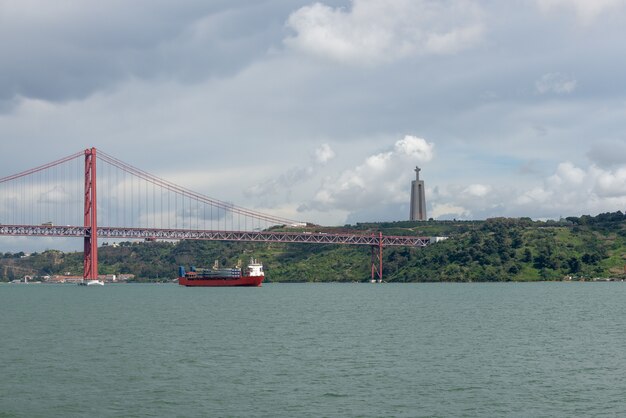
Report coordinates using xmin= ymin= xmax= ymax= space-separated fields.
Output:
xmin=0 ymin=225 xmax=430 ymax=247
xmin=0 ymin=225 xmax=86 ymax=237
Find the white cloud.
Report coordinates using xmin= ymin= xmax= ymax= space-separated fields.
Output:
xmin=394 ymin=135 xmax=435 ymax=160
xmin=535 ymin=73 xmax=577 ymax=94
xmin=547 ymin=162 xmax=585 ymax=187
xmin=431 ymin=202 xmax=470 ymax=219
xmin=515 ymin=186 xmax=556 ymax=207
xmin=433 ymin=161 xmax=626 ymax=220
xmin=517 ymin=162 xmax=626 ymax=208
xmin=314 ymin=143 xmax=335 ymax=164
xmin=592 ymin=165 xmax=626 ymax=198
xmin=284 ymin=0 xmax=484 ymax=64
xmin=536 ymin=0 xmax=626 ymax=24
xmin=245 ymin=142 xmax=336 ymax=205
xmin=365 ymin=152 xmax=392 ymax=171
xmin=304 ymin=135 xmax=434 ymax=212
xmin=463 ymin=184 xmax=491 ymax=197
xmin=424 ymin=24 xmax=484 ymax=55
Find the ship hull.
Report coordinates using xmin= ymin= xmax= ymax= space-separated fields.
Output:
xmin=178 ymin=276 xmax=263 ymax=287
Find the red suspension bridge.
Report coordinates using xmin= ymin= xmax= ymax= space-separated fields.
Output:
xmin=0 ymin=148 xmax=430 ymax=281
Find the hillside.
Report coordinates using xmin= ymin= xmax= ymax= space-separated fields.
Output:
xmin=2 ymin=212 xmax=626 ymax=282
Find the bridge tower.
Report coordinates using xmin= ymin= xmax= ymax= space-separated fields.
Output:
xmin=371 ymin=232 xmax=383 ymax=283
xmin=83 ymin=147 xmax=98 ymax=279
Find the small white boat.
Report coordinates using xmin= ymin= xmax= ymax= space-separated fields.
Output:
xmin=78 ymin=280 xmax=105 ymax=286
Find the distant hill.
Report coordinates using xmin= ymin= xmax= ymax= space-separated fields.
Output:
xmin=2 ymin=211 xmax=626 ymax=282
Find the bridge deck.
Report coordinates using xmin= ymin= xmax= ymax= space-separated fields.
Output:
xmin=0 ymin=225 xmax=430 ymax=247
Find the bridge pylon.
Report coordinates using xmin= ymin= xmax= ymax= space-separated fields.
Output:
xmin=371 ymin=232 xmax=383 ymax=283
xmin=83 ymin=147 xmax=98 ymax=279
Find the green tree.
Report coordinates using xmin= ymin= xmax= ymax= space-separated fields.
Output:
xmin=567 ymin=257 xmax=581 ymax=274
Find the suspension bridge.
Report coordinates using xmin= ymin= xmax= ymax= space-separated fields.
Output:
xmin=0 ymin=148 xmax=430 ymax=281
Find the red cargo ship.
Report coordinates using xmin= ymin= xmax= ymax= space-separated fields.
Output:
xmin=178 ymin=259 xmax=264 ymax=287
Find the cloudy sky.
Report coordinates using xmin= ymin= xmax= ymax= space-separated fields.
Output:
xmin=2 ymin=0 xmax=626 ymax=241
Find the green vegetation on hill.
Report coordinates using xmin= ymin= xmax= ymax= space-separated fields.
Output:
xmin=2 ymin=211 xmax=626 ymax=282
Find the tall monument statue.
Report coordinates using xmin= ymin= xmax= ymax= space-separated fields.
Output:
xmin=410 ymin=166 xmax=427 ymax=221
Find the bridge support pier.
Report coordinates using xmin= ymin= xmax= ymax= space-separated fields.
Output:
xmin=371 ymin=232 xmax=383 ymax=283
xmin=83 ymin=147 xmax=98 ymax=279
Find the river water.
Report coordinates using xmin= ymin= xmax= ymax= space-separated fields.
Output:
xmin=1 ymin=282 xmax=626 ymax=417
